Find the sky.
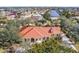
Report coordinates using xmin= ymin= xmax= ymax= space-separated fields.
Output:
xmin=0 ymin=0 xmax=79 ymax=7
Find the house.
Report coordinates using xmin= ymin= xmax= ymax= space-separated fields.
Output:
xmin=31 ymin=12 xmax=43 ymax=21
xmin=7 ymin=15 xmax=16 ymax=20
xmin=60 ymin=33 xmax=78 ymax=52
xmin=50 ymin=10 xmax=60 ymax=20
xmin=19 ymin=26 xmax=61 ymax=44
xmin=71 ymin=11 xmax=79 ymax=19
xmin=17 ymin=11 xmax=32 ymax=20
xmin=6 ymin=12 xmax=16 ymax=20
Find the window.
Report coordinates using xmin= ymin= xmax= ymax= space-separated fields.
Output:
xmin=24 ymin=38 xmax=27 ymax=42
xmin=36 ymin=39 xmax=38 ymax=41
xmin=57 ymin=34 xmax=59 ymax=36
xmin=47 ymin=37 xmax=49 ymax=39
xmin=31 ymin=38 xmax=34 ymax=42
xmin=43 ymin=37 xmax=45 ymax=39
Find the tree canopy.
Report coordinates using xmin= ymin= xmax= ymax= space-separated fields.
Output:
xmin=28 ymin=37 xmax=76 ymax=53
xmin=0 ymin=20 xmax=22 ymax=48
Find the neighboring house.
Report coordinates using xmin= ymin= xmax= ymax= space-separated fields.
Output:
xmin=25 ymin=12 xmax=32 ymax=18
xmin=31 ymin=12 xmax=43 ymax=21
xmin=50 ymin=10 xmax=60 ymax=20
xmin=60 ymin=33 xmax=78 ymax=52
xmin=71 ymin=16 xmax=79 ymax=19
xmin=19 ymin=26 xmax=61 ymax=44
xmin=71 ymin=11 xmax=79 ymax=19
xmin=18 ymin=11 xmax=32 ymax=20
xmin=7 ymin=12 xmax=16 ymax=20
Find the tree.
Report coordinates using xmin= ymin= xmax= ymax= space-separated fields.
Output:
xmin=16 ymin=18 xmax=32 ymax=26
xmin=0 ymin=20 xmax=22 ymax=48
xmin=28 ymin=37 xmax=76 ymax=53
xmin=61 ymin=10 xmax=71 ymax=18
xmin=43 ymin=10 xmax=52 ymax=24
xmin=60 ymin=17 xmax=79 ymax=42
xmin=0 ymin=30 xmax=21 ymax=48
xmin=43 ymin=10 xmax=50 ymax=20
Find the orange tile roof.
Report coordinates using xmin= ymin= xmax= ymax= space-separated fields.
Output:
xmin=19 ymin=26 xmax=61 ymax=39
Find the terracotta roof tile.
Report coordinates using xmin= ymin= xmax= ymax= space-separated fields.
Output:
xmin=19 ymin=27 xmax=61 ymax=39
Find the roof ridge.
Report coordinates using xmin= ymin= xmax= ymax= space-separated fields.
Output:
xmin=22 ymin=27 xmax=33 ymax=36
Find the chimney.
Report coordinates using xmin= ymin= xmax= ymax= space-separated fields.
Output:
xmin=49 ymin=27 xmax=52 ymax=33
